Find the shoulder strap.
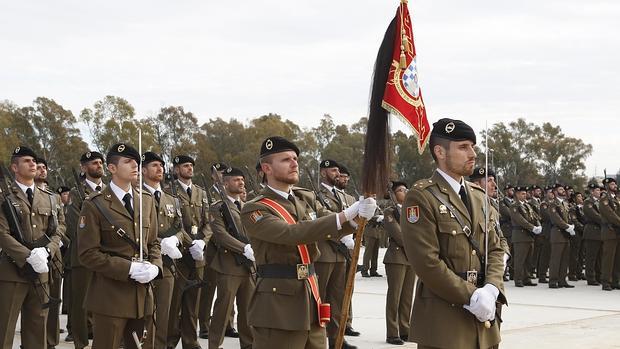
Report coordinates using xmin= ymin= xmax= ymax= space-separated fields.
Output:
xmin=258 ymin=197 xmax=328 ymax=327
xmin=425 ymin=187 xmax=484 ymax=267
xmin=91 ymin=197 xmax=143 ymax=256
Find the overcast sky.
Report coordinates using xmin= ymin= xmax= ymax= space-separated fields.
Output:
xmin=2 ymin=1 xmax=618 ymax=177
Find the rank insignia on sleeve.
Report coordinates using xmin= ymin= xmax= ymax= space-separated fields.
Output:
xmin=79 ymin=216 xmax=86 ymax=229
xmin=250 ymin=210 xmax=264 ymax=223
xmin=406 ymin=206 xmax=420 ymax=224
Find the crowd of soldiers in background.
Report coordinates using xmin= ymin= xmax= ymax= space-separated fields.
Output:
xmin=2 ymin=141 xmax=619 ymax=349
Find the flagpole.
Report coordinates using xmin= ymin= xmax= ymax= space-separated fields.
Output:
xmin=484 ymin=121 xmax=491 ymax=329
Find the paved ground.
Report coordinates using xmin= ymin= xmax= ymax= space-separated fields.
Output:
xmin=14 ymin=247 xmax=620 ymax=348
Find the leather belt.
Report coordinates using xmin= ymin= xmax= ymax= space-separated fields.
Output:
xmin=257 ymin=263 xmax=315 ymax=280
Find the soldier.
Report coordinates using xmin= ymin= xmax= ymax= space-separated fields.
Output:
xmin=498 ymin=184 xmax=514 ymax=280
xmin=599 ymin=178 xmax=620 ymax=291
xmin=547 ymin=184 xmax=576 ymax=288
xmin=335 ymin=164 xmax=361 ymax=338
xmin=208 ymin=166 xmax=255 ymax=349
xmin=583 ymin=183 xmax=603 ymax=285
xmin=536 ymin=187 xmax=555 ymax=284
xmin=401 ymin=119 xmax=507 ymax=349
xmin=240 ymin=136 xmax=375 ymax=349
xmin=0 ymin=146 xmax=65 ymax=349
xmin=527 ymin=185 xmax=543 ymax=277
xmin=315 ymin=159 xmax=358 ymax=349
xmin=140 ymin=152 xmax=187 ymax=349
xmin=167 ymin=154 xmax=213 ymax=349
xmin=383 ymin=181 xmax=415 ymax=346
xmin=77 ymin=143 xmax=162 ymax=348
xmin=568 ymin=192 xmax=586 ymax=281
xmin=509 ymin=186 xmax=542 ymax=287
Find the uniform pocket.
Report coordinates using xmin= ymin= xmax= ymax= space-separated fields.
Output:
xmin=256 ymin=278 xmax=298 ymax=296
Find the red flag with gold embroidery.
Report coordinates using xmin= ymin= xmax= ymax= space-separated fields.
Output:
xmin=381 ymin=1 xmax=430 ymax=154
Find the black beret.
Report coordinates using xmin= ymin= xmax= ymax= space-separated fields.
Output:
xmin=11 ymin=146 xmax=37 ymax=160
xmin=469 ymin=167 xmax=495 ymax=180
xmin=106 ymin=143 xmax=141 ymax=164
xmin=259 ymin=136 xmax=300 ymax=157
xmin=603 ymin=178 xmax=616 ymax=185
xmin=515 ymin=186 xmax=528 ymax=192
xmin=553 ymin=183 xmax=564 ymax=190
xmin=338 ymin=164 xmax=350 ymax=175
xmin=56 ymin=186 xmax=71 ymax=194
xmin=211 ymin=162 xmax=229 ymax=171
xmin=587 ymin=183 xmax=602 ymax=190
xmin=36 ymin=158 xmax=48 ymax=168
xmin=173 ymin=155 xmax=195 ymax=166
xmin=142 ymin=152 xmax=165 ymax=166
xmin=320 ymin=159 xmax=340 ymax=169
xmin=223 ymin=167 xmax=245 ymax=178
xmin=391 ymin=181 xmax=408 ymax=191
xmin=530 ymin=185 xmax=542 ymax=190
xmin=544 ymin=185 xmax=553 ymax=191
xmin=80 ymin=151 xmax=105 ymax=164
xmin=564 ymin=185 xmax=573 ymax=190
xmin=503 ymin=184 xmax=514 ymax=191
xmin=430 ymin=118 xmax=477 ymax=144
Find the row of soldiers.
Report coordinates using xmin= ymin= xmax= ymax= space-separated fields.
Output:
xmin=0 ymin=138 xmax=381 ymax=349
xmin=497 ymin=178 xmax=620 ymax=290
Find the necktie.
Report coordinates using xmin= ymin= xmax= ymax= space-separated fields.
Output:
xmin=459 ymin=185 xmax=471 ymax=216
xmin=332 ymin=188 xmax=342 ymax=206
xmin=186 ymin=187 xmax=192 ymax=199
xmin=154 ymin=190 xmax=161 ymax=204
xmin=122 ymin=193 xmax=134 ymax=217
xmin=95 ymin=185 xmax=102 ymax=192
xmin=287 ymin=194 xmax=297 ymax=207
xmin=234 ymin=200 xmax=241 ymax=211
xmin=26 ymin=188 xmax=33 ymax=206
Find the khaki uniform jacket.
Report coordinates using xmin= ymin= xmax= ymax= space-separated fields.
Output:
xmin=67 ymin=181 xmax=101 ymax=268
xmin=382 ymin=206 xmax=408 ymax=265
xmin=152 ymin=186 xmax=190 ymax=276
xmin=583 ymin=197 xmax=603 ymax=240
xmin=209 ymin=198 xmax=253 ymax=276
xmin=528 ymin=197 xmax=542 ymax=219
xmin=509 ymin=201 xmax=539 ymax=243
xmin=173 ymin=181 xmax=213 ymax=268
xmin=540 ymin=200 xmax=553 ymax=238
xmin=240 ymin=186 xmax=354 ymax=331
xmin=0 ymin=182 xmax=65 ymax=283
xmin=315 ymin=185 xmax=347 ymax=263
xmin=77 ymin=185 xmax=162 ymax=319
xmin=569 ymin=205 xmax=585 ymax=235
xmin=401 ymin=172 xmax=506 ymax=349
xmin=498 ymin=197 xmax=513 ymax=238
xmin=548 ymin=198 xmax=571 ymax=243
xmin=490 ymin=200 xmax=510 ymax=256
xmin=599 ymin=193 xmax=620 ymax=241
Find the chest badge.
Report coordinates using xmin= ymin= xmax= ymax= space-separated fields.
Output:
xmin=406 ymin=206 xmax=420 ymax=224
xmin=439 ymin=204 xmax=448 ymax=214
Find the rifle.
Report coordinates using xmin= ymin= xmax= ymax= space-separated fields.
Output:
xmin=71 ymin=168 xmax=86 ymax=204
xmin=386 ymin=182 xmax=401 ymax=223
xmin=243 ymin=165 xmax=261 ymax=197
xmin=210 ymin=166 xmax=255 ymax=273
xmin=0 ymin=164 xmax=59 ymax=308
xmin=303 ymin=166 xmax=351 ymax=261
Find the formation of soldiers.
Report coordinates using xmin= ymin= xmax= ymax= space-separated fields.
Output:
xmin=0 ymin=117 xmax=617 ymax=349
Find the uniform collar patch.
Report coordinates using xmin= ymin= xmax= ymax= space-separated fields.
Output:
xmin=406 ymin=206 xmax=420 ymax=223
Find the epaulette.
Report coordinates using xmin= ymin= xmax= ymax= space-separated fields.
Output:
xmin=39 ymin=187 xmax=55 ymax=196
xmin=247 ymin=194 xmax=265 ymax=204
xmin=411 ymin=178 xmax=433 ymax=190
xmin=292 ymin=186 xmax=313 ymax=193
xmin=140 ymin=190 xmax=152 ymax=197
xmin=85 ymin=191 xmax=102 ymax=201
xmin=467 ymin=181 xmax=485 ymax=192
xmin=193 ymin=183 xmax=204 ymax=191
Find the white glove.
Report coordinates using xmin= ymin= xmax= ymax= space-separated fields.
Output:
xmin=243 ymin=244 xmax=255 ymax=262
xmin=532 ymin=226 xmax=543 ymax=235
xmin=375 ymin=215 xmax=384 ymax=223
xmin=189 ymin=240 xmax=206 ymax=261
xmin=26 ymin=247 xmax=49 ymax=273
xmin=503 ymin=254 xmax=510 ymax=271
xmin=358 ymin=197 xmax=377 ymax=220
xmin=161 ymin=236 xmax=183 ymax=259
xmin=130 ymin=262 xmax=159 ymax=284
xmin=463 ymin=284 xmax=498 ymax=322
xmin=566 ymin=224 xmax=576 ymax=236
xmin=340 ymin=234 xmax=355 ymax=249
xmin=343 ymin=201 xmax=360 ymax=222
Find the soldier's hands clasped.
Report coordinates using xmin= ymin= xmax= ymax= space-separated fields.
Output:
xmin=532 ymin=226 xmax=543 ymax=235
xmin=26 ymin=247 xmax=49 ymax=273
xmin=463 ymin=284 xmax=499 ymax=322
xmin=189 ymin=240 xmax=206 ymax=261
xmin=161 ymin=236 xmax=183 ymax=259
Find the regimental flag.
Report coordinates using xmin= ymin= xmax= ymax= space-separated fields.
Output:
xmin=381 ymin=0 xmax=430 ymax=154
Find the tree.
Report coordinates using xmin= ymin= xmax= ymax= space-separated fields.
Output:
xmin=148 ymin=106 xmax=199 ymax=163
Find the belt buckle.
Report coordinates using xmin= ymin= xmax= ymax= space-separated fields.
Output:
xmin=466 ymin=270 xmax=478 ymax=285
xmin=296 ymin=263 xmax=309 ymax=280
